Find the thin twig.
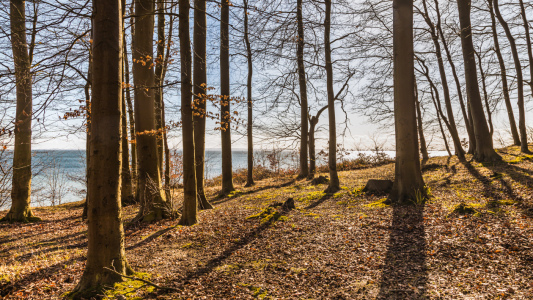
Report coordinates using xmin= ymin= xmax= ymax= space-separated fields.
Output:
xmin=103 ymin=267 xmax=180 ymax=292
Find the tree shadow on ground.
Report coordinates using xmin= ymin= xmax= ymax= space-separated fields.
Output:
xmin=377 ymin=203 xmax=428 ymax=299
xmin=163 ymin=208 xmax=293 ymax=293
xmin=305 ymin=193 xmax=333 ymax=209
xmin=210 ymin=179 xmax=296 ymax=206
xmin=126 ymin=226 xmax=175 ymax=251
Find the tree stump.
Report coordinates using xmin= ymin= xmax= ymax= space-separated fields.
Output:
xmin=363 ymin=179 xmax=393 ymax=194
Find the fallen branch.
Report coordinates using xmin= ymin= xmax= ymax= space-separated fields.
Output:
xmin=103 ymin=267 xmax=179 ymax=292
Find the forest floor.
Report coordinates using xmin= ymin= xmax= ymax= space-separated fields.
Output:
xmin=2 ymin=145 xmax=533 ymax=299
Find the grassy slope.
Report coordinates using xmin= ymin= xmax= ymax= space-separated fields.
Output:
xmin=1 ymin=145 xmax=533 ymax=299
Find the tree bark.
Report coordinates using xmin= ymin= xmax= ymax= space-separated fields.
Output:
xmin=457 ymin=0 xmax=501 ymax=161
xmin=154 ymin=0 xmax=165 ymax=174
xmin=421 ymin=0 xmax=464 ymax=159
xmin=493 ymin=0 xmax=529 ymax=153
xmin=324 ymin=0 xmax=340 ymax=193
xmin=2 ymin=0 xmax=38 ymax=223
xmin=133 ymin=0 xmax=169 ymax=221
xmin=297 ymin=0 xmax=309 ymax=179
xmin=220 ymin=0 xmax=235 ymax=194
xmin=390 ymin=0 xmax=425 ymax=202
xmin=244 ymin=0 xmax=255 ymax=187
xmin=488 ymin=0 xmax=520 ymax=146
xmin=193 ymin=0 xmax=213 ymax=209
xmin=124 ymin=12 xmax=137 ymax=188
xmin=474 ymin=49 xmax=494 ymax=138
xmin=428 ymin=80 xmax=452 ymax=157
xmin=434 ymin=0 xmax=475 ymax=154
xmin=82 ymin=44 xmax=92 ymax=220
xmin=70 ymin=0 xmax=132 ymax=297
xmin=178 ymin=0 xmax=198 ymax=226
xmin=415 ymin=80 xmax=429 ymax=161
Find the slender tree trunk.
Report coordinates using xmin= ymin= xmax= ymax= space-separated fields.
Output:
xmin=70 ymin=0 xmax=132 ymax=297
xmin=193 ymin=0 xmax=213 ymax=209
xmin=494 ymin=0 xmax=529 ymax=153
xmin=415 ymin=80 xmax=429 ymax=161
xmin=488 ymin=0 xmax=520 ymax=146
xmin=120 ymin=0 xmax=134 ymax=206
xmin=178 ymin=0 xmax=198 ymax=226
xmin=421 ymin=0 xmax=464 ymax=159
xmin=133 ymin=0 xmax=169 ymax=221
xmin=220 ymin=0 xmax=235 ymax=194
xmin=154 ymin=0 xmax=165 ymax=174
xmin=82 ymin=39 xmax=92 ymax=220
xmin=474 ymin=49 xmax=494 ymax=138
xmin=519 ymin=0 xmax=533 ymax=98
xmin=124 ymin=14 xmax=137 ymax=188
xmin=457 ymin=0 xmax=501 ymax=161
xmin=390 ymin=0 xmax=425 ymax=202
xmin=244 ymin=0 xmax=255 ymax=187
xmin=309 ymin=116 xmax=317 ymax=175
xmin=324 ymin=0 xmax=339 ymax=193
xmin=428 ymin=83 xmax=452 ymax=157
xmin=162 ymin=100 xmax=171 ymax=201
xmin=434 ymin=0 xmax=475 ymax=154
xmin=297 ymin=0 xmax=309 ymax=178
xmin=2 ymin=0 xmax=38 ymax=223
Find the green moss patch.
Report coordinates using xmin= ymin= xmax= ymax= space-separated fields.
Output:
xmin=246 ymin=207 xmax=287 ymax=225
xmin=364 ymin=198 xmax=390 ymax=209
xmin=104 ymin=272 xmax=154 ymax=300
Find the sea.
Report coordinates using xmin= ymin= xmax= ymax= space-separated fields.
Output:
xmin=0 ymin=149 xmax=448 ymax=209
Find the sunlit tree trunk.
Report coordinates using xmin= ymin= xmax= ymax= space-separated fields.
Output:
xmin=133 ymin=0 xmax=169 ymax=221
xmin=457 ymin=0 xmax=501 ymax=161
xmin=244 ymin=0 xmax=255 ymax=187
xmin=297 ymin=0 xmax=309 ymax=179
xmin=494 ymin=0 xmax=529 ymax=153
xmin=2 ymin=0 xmax=38 ymax=223
xmin=125 ymin=3 xmax=137 ymax=187
xmin=474 ymin=49 xmax=494 ymax=138
xmin=488 ymin=0 xmax=520 ymax=146
xmin=415 ymin=80 xmax=429 ymax=161
xmin=324 ymin=0 xmax=340 ymax=193
xmin=390 ymin=0 xmax=425 ymax=202
xmin=154 ymin=0 xmax=165 ymax=174
xmin=220 ymin=0 xmax=235 ymax=194
xmin=70 ymin=0 xmax=132 ymax=297
xmin=519 ymin=0 xmax=533 ymax=99
xmin=193 ymin=0 xmax=213 ymax=208
xmin=178 ymin=0 xmax=198 ymax=226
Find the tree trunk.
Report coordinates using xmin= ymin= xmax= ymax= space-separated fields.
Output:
xmin=70 ymin=0 xmax=131 ymax=297
xmin=297 ymin=0 xmax=309 ymax=178
xmin=178 ymin=0 xmax=198 ymax=226
xmin=126 ymin=2 xmax=137 ymax=188
xmin=421 ymin=0 xmax=464 ymax=159
xmin=193 ymin=0 xmax=213 ymax=209
xmin=324 ymin=0 xmax=340 ymax=193
xmin=82 ymin=49 xmax=91 ymax=220
xmin=457 ymin=0 xmax=501 ymax=161
xmin=415 ymin=80 xmax=429 ymax=161
xmin=474 ymin=49 xmax=494 ymax=138
xmin=309 ymin=116 xmax=317 ymax=176
xmin=244 ymin=0 xmax=255 ymax=187
xmin=121 ymin=0 xmax=134 ymax=206
xmin=493 ymin=0 xmax=529 ymax=153
xmin=390 ymin=0 xmax=425 ymax=202
xmin=220 ymin=0 xmax=235 ymax=194
xmin=154 ymin=0 xmax=165 ymax=174
xmin=2 ymin=0 xmax=38 ymax=223
xmin=162 ymin=100 xmax=171 ymax=201
xmin=133 ymin=0 xmax=169 ymax=221
xmin=519 ymin=0 xmax=533 ymax=99
xmin=488 ymin=0 xmax=520 ymax=146
xmin=428 ymin=82 xmax=452 ymax=157
xmin=434 ymin=0 xmax=475 ymax=154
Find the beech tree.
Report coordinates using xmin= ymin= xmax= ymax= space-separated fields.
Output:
xmin=220 ymin=0 xmax=235 ymax=194
xmin=2 ymin=0 xmax=39 ymax=222
xmin=179 ymin=0 xmax=198 ymax=226
xmin=457 ymin=0 xmax=500 ymax=161
xmin=389 ymin=0 xmax=425 ymax=202
xmin=296 ymin=0 xmax=309 ymax=179
xmin=70 ymin=0 xmax=131 ymax=297
xmin=132 ymin=0 xmax=170 ymax=220
xmin=243 ymin=0 xmax=255 ymax=187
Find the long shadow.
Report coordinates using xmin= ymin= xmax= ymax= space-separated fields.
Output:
xmin=126 ymin=226 xmax=175 ymax=251
xmin=164 ymin=208 xmax=292 ymax=292
xmin=14 ymin=241 xmax=87 ymax=262
xmin=377 ymin=204 xmax=428 ymax=299
xmin=305 ymin=193 xmax=333 ymax=209
xmin=1 ymin=230 xmax=86 ymax=255
xmin=210 ymin=179 xmax=297 ymax=206
xmin=0 ymin=256 xmax=85 ymax=297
